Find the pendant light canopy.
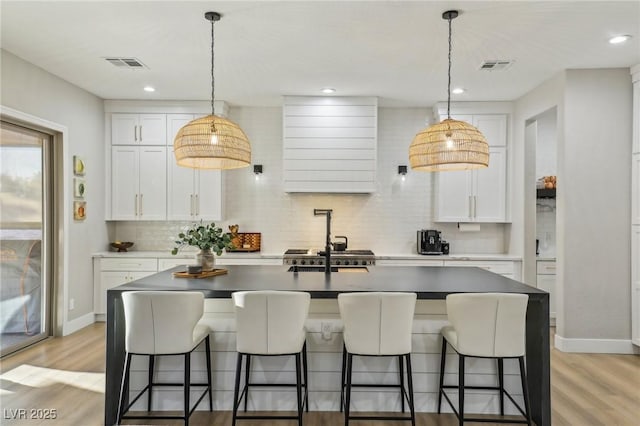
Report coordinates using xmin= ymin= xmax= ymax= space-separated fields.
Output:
xmin=409 ymin=10 xmax=489 ymax=172
xmin=174 ymin=12 xmax=251 ymax=170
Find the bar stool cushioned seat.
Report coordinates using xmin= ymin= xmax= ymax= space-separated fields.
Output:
xmin=338 ymin=292 xmax=417 ymax=426
xmin=118 ymin=291 xmax=212 ymax=426
xmin=232 ymin=290 xmax=311 ymax=425
xmin=438 ymin=292 xmax=532 ymax=425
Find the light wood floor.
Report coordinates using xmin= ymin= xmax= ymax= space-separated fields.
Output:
xmin=0 ymin=324 xmax=638 ymax=425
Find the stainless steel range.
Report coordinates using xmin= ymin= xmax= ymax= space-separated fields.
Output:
xmin=283 ymin=249 xmax=376 ymax=266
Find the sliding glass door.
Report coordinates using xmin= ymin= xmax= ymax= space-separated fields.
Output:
xmin=0 ymin=121 xmax=52 ymax=356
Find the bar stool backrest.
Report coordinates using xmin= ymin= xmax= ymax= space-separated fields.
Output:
xmin=446 ymin=293 xmax=528 ymax=357
xmin=122 ymin=291 xmax=205 ymax=355
xmin=232 ymin=290 xmax=311 ymax=355
xmin=338 ymin=292 xmax=417 ymax=355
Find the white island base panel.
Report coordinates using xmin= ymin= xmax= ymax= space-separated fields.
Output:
xmin=126 ymin=299 xmax=526 ymax=415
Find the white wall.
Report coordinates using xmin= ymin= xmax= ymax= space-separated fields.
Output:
xmin=560 ymin=68 xmax=632 ymax=340
xmin=1 ymin=50 xmax=108 ymax=332
xmin=115 ymin=107 xmax=507 ymax=255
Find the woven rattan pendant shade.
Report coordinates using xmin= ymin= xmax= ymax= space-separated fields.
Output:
xmin=174 ymin=114 xmax=251 ymax=169
xmin=173 ymin=11 xmax=251 ymax=170
xmin=409 ymin=118 xmax=489 ymax=171
xmin=409 ymin=10 xmax=489 ymax=172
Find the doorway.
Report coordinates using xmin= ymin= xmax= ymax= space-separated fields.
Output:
xmin=0 ymin=121 xmax=53 ymax=356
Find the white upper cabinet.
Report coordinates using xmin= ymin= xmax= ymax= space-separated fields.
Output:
xmin=112 ymin=113 xmax=167 ymax=145
xmin=111 ymin=146 xmax=167 ymax=220
xmin=283 ymin=96 xmax=377 ymax=193
xmin=166 ymin=114 xmax=223 ymax=221
xmin=433 ymin=103 xmax=511 ymax=223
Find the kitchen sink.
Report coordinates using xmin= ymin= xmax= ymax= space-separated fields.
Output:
xmin=287 ymin=266 xmax=369 ymax=273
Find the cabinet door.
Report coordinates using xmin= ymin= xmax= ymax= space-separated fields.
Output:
xmin=166 ymin=114 xmax=194 ymax=146
xmin=473 ymin=114 xmax=507 ymax=147
xmin=474 ymin=147 xmax=507 ymax=222
xmin=168 ymin=150 xmax=196 ymax=220
xmin=632 ymin=225 xmax=640 ymax=346
xmin=112 ymin=114 xmax=138 ymax=145
xmin=111 ymin=147 xmax=139 ymax=220
xmin=138 ymin=114 xmax=167 ymax=145
xmin=138 ymin=147 xmax=167 ymax=220
xmin=196 ymin=169 xmax=223 ymax=221
xmin=537 ymin=274 xmax=556 ymax=319
xmin=435 ymin=170 xmax=472 ymax=222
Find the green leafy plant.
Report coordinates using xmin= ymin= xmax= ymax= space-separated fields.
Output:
xmin=171 ymin=222 xmax=234 ymax=256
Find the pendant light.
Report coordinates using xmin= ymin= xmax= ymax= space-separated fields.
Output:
xmin=409 ymin=10 xmax=489 ymax=172
xmin=173 ymin=12 xmax=251 ymax=169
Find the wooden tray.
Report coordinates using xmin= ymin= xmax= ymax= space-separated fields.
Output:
xmin=173 ymin=268 xmax=228 ymax=279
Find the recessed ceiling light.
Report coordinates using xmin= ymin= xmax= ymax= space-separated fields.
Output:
xmin=609 ymin=35 xmax=631 ymax=44
xmin=143 ymin=86 xmax=155 ymax=92
xmin=321 ymin=88 xmax=336 ymax=94
xmin=452 ymin=87 xmax=465 ymax=94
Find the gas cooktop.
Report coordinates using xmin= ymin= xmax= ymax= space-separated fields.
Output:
xmin=283 ymin=249 xmax=375 ymax=266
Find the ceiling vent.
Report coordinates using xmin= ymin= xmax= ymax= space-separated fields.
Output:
xmin=104 ymin=57 xmax=148 ymax=69
xmin=479 ymin=60 xmax=513 ymax=71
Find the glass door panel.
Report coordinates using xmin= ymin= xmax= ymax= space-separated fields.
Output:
xmin=0 ymin=122 xmax=51 ymax=356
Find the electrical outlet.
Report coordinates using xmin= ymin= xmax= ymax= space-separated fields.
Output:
xmin=69 ymin=298 xmax=75 ymax=311
xmin=321 ymin=322 xmax=332 ymax=340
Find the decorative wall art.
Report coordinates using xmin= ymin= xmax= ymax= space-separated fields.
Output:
xmin=73 ymin=155 xmax=85 ymax=176
xmin=73 ymin=178 xmax=86 ymax=199
xmin=73 ymin=201 xmax=86 ymax=221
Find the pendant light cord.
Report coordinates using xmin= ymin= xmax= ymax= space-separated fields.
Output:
xmin=211 ymin=17 xmax=215 ymax=116
xmin=447 ymin=14 xmax=452 ymax=120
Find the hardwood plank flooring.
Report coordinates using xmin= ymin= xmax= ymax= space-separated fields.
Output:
xmin=0 ymin=324 xmax=638 ymax=425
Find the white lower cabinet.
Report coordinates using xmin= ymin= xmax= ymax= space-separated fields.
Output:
xmin=376 ymin=259 xmax=444 ymax=267
xmin=93 ymin=258 xmax=158 ymax=315
xmin=443 ymin=260 xmax=520 ymax=280
xmin=632 ymin=225 xmax=640 ymax=346
xmin=536 ymin=260 xmax=557 ymax=322
xmin=157 ymin=257 xmax=197 ymax=271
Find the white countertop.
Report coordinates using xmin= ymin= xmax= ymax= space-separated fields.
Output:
xmin=94 ymin=251 xmax=521 ymax=261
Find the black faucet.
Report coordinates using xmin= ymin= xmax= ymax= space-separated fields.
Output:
xmin=313 ymin=208 xmax=333 ymax=274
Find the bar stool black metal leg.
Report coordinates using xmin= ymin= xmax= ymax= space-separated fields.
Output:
xmin=117 ymin=352 xmax=132 ymax=424
xmin=498 ymin=357 xmax=505 ymax=416
xmin=399 ymin=355 xmax=405 ymax=413
xmin=519 ymin=356 xmax=533 ymax=426
xmin=344 ymin=353 xmax=353 ymax=426
xmin=458 ymin=354 xmax=465 ymax=426
xmin=205 ymin=336 xmax=213 ymax=411
xmin=184 ymin=352 xmax=191 ymax=426
xmin=437 ymin=336 xmax=446 ymax=414
xmin=295 ymin=352 xmax=304 ymax=426
xmin=147 ymin=354 xmax=155 ymax=411
xmin=405 ymin=353 xmax=416 ymax=426
xmin=302 ymin=342 xmax=309 ymax=412
xmin=244 ymin=354 xmax=251 ymax=412
xmin=340 ymin=344 xmax=346 ymax=412
xmin=232 ymin=353 xmax=242 ymax=426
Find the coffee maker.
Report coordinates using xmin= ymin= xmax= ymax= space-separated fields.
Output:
xmin=417 ymin=229 xmax=449 ymax=255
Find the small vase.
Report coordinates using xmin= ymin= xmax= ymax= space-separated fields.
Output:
xmin=196 ymin=249 xmax=215 ymax=271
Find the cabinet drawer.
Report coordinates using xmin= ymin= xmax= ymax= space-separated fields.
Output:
xmin=377 ymin=259 xmax=444 ymax=267
xmin=100 ymin=258 xmax=157 ymax=271
xmin=537 ymin=261 xmax=557 ymax=275
xmin=444 ymin=260 xmax=514 ymax=275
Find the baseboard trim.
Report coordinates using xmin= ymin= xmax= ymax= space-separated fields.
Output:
xmin=554 ymin=334 xmax=639 ymax=354
xmin=62 ymin=312 xmax=95 ymax=336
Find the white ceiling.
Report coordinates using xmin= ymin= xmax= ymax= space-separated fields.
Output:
xmin=1 ymin=1 xmax=639 ymax=107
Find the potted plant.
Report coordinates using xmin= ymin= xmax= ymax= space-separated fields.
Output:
xmin=171 ymin=222 xmax=234 ymax=271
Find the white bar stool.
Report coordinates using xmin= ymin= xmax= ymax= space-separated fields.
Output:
xmin=117 ymin=291 xmax=212 ymax=426
xmin=231 ymin=290 xmax=311 ymax=425
xmin=338 ymin=292 xmax=417 ymax=426
xmin=438 ymin=292 xmax=532 ymax=425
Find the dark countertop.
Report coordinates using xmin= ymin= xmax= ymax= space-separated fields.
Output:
xmin=112 ymin=265 xmax=545 ymax=299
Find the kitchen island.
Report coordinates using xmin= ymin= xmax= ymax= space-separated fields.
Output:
xmin=105 ymin=265 xmax=549 ymax=425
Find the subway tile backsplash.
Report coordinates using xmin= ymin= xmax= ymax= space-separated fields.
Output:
xmin=112 ymin=107 xmax=506 ymax=255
